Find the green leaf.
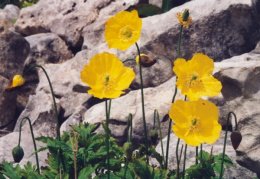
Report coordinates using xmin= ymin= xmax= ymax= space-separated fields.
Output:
xmin=78 ymin=166 xmax=95 ymax=179
xmin=162 ymin=0 xmax=173 ymax=12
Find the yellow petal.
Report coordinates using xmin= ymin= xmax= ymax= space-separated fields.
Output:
xmin=104 ymin=10 xmax=142 ymax=51
xmin=173 ymin=58 xmax=187 ymax=76
xmin=190 ymin=53 xmax=214 ymax=75
xmin=9 ymin=75 xmax=25 ymax=89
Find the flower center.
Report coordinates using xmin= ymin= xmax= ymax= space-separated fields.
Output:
xmin=104 ymin=75 xmax=110 ymax=86
xmin=120 ymin=26 xmax=133 ymax=40
xmin=185 ymin=118 xmax=199 ymax=136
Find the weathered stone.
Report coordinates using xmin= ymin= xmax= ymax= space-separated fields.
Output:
xmin=0 ymin=5 xmax=20 ymax=32
xmin=0 ymin=30 xmax=29 ymax=79
xmin=25 ymin=33 xmax=73 ymax=66
xmin=0 ymin=30 xmax=29 ymax=130
xmin=153 ymin=132 xmax=257 ymax=178
xmin=0 ymin=76 xmax=17 ymax=130
xmin=14 ymin=90 xmax=60 ymax=138
xmin=83 ymin=77 xmax=182 ymax=143
xmin=0 ymin=5 xmax=20 ymax=21
xmin=15 ymin=0 xmax=138 ymax=49
xmin=0 ymin=131 xmax=48 ymax=167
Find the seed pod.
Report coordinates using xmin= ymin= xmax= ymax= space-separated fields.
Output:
xmin=12 ymin=146 xmax=24 ymax=163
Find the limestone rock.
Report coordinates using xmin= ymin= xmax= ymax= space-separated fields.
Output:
xmin=25 ymin=33 xmax=73 ymax=66
xmin=0 ymin=5 xmax=20 ymax=32
xmin=0 ymin=131 xmax=48 ymax=167
xmin=154 ymin=133 xmax=257 ymax=178
xmin=14 ymin=90 xmax=60 ymax=138
xmin=0 ymin=30 xmax=29 ymax=79
xmin=0 ymin=30 xmax=29 ymax=129
xmin=83 ymin=77 xmax=182 ymax=143
xmin=15 ymin=0 xmax=138 ymax=49
xmin=0 ymin=76 xmax=16 ymax=130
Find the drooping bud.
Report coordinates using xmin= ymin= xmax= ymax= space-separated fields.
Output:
xmin=230 ymin=131 xmax=242 ymax=150
xmin=12 ymin=146 xmax=24 ymax=163
xmin=135 ymin=54 xmax=156 ymax=67
xmin=6 ymin=74 xmax=25 ymax=90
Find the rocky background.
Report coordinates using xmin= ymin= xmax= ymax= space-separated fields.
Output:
xmin=0 ymin=0 xmax=260 ymax=178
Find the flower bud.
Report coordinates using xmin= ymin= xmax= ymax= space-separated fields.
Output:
xmin=7 ymin=74 xmax=25 ymax=89
xmin=182 ymin=9 xmax=190 ymax=22
xmin=230 ymin=131 xmax=242 ymax=150
xmin=12 ymin=146 xmax=24 ymax=163
xmin=135 ymin=54 xmax=156 ymax=67
xmin=149 ymin=129 xmax=159 ymax=145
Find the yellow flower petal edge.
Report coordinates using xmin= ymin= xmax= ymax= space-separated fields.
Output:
xmin=80 ymin=52 xmax=135 ymax=99
xmin=169 ymin=99 xmax=222 ymax=147
xmin=7 ymin=74 xmax=25 ymax=89
xmin=105 ymin=10 xmax=142 ymax=51
xmin=173 ymin=53 xmax=222 ymax=101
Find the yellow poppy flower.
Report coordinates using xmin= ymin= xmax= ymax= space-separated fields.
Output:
xmin=169 ymin=99 xmax=222 ymax=147
xmin=173 ymin=53 xmax=222 ymax=101
xmin=105 ymin=10 xmax=142 ymax=51
xmin=176 ymin=9 xmax=192 ymax=28
xmin=7 ymin=74 xmax=25 ymax=89
xmin=80 ymin=52 xmax=135 ymax=99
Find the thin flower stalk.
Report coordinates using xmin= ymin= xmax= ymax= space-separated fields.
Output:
xmin=18 ymin=117 xmax=40 ymax=174
xmin=165 ymin=25 xmax=183 ymax=169
xmin=182 ymin=144 xmax=188 ymax=179
xmin=154 ymin=110 xmax=165 ymax=166
xmin=219 ymin=112 xmax=237 ymax=179
xmin=105 ymin=100 xmax=112 ymax=179
xmin=135 ymin=42 xmax=149 ymax=164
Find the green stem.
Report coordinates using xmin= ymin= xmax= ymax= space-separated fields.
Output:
xmin=105 ymin=100 xmax=112 ymax=179
xmin=18 ymin=117 xmax=40 ymax=174
xmin=177 ymin=26 xmax=183 ymax=58
xmin=195 ymin=147 xmax=198 ymax=164
xmin=182 ymin=144 xmax=188 ymax=179
xmin=176 ymin=138 xmax=180 ymax=178
xmin=165 ymin=24 xmax=183 ymax=169
xmin=135 ymin=42 xmax=149 ymax=164
xmin=29 ymin=65 xmax=64 ymax=176
xmin=200 ymin=144 xmax=203 ymax=161
xmin=219 ymin=112 xmax=237 ymax=179
xmin=33 ymin=65 xmax=60 ymax=139
xmin=155 ymin=110 xmax=165 ymax=167
xmin=127 ymin=114 xmax=133 ymax=142
xmin=165 ymin=86 xmax=178 ymax=169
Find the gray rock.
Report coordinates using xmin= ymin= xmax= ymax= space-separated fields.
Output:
xmin=82 ymin=77 xmax=182 ymax=143
xmin=25 ymin=33 xmax=73 ymax=66
xmin=14 ymin=90 xmax=60 ymax=138
xmin=0 ymin=131 xmax=48 ymax=167
xmin=213 ymin=52 xmax=260 ymax=177
xmin=0 ymin=76 xmax=16 ymax=130
xmin=0 ymin=30 xmax=29 ymax=129
xmin=154 ymin=132 xmax=257 ymax=178
xmin=0 ymin=5 xmax=20 ymax=20
xmin=0 ymin=30 xmax=29 ymax=79
xmin=139 ymin=0 xmax=260 ymax=62
xmin=15 ymin=0 xmax=138 ymax=49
